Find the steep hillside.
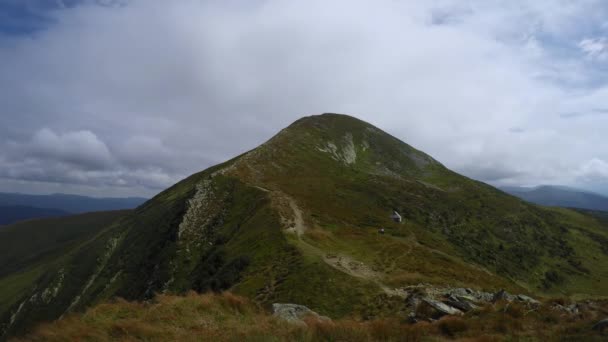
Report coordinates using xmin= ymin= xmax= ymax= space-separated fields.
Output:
xmin=0 ymin=211 xmax=129 ymax=338
xmin=0 ymin=211 xmax=130 ymax=278
xmin=501 ymin=185 xmax=608 ymax=211
xmin=3 ymin=114 xmax=608 ymax=339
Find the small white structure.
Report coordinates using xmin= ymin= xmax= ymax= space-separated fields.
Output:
xmin=391 ymin=211 xmax=402 ymax=223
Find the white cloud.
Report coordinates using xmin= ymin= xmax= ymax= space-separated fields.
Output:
xmin=576 ymin=158 xmax=608 ymax=182
xmin=29 ymin=128 xmax=113 ymax=169
xmin=579 ymin=37 xmax=608 ymax=60
xmin=1 ymin=0 xmax=608 ymax=196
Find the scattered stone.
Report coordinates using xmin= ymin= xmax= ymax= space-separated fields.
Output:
xmin=272 ymin=303 xmax=331 ymax=326
xmin=552 ymin=303 xmax=580 ymax=315
xmin=516 ymin=294 xmax=540 ymax=305
xmin=566 ymin=304 xmax=579 ymax=315
xmin=403 ymin=284 xmax=543 ymax=322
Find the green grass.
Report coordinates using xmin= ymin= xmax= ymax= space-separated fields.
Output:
xmin=4 ymin=113 xmax=608 ymax=339
xmin=0 ymin=211 xmax=128 ymax=278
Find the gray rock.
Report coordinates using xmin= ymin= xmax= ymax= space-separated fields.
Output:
xmin=421 ymin=297 xmax=463 ymax=316
xmin=444 ymin=295 xmax=478 ymax=312
xmin=566 ymin=304 xmax=579 ymax=315
xmin=446 ymin=288 xmax=470 ymax=297
xmin=516 ymin=294 xmax=540 ymax=305
xmin=456 ymin=295 xmax=480 ymax=304
xmin=592 ymin=318 xmax=608 ymax=332
xmin=492 ymin=289 xmax=514 ymax=302
xmin=476 ymin=291 xmax=495 ymax=302
xmin=406 ymin=294 xmax=421 ymax=309
xmin=272 ymin=303 xmax=331 ymax=325
xmin=552 ymin=303 xmax=580 ymax=315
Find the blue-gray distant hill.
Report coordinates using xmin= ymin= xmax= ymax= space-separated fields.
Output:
xmin=500 ymin=185 xmax=608 ymax=211
xmin=0 ymin=192 xmax=146 ymax=225
xmin=0 ymin=206 xmax=69 ymax=226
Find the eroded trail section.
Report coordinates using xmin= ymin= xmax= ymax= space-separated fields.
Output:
xmin=277 ymin=195 xmax=405 ymax=297
xmin=287 ymin=198 xmax=306 ymax=237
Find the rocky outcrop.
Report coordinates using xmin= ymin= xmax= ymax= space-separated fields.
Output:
xmin=316 ymin=133 xmax=358 ymax=165
xmin=272 ymin=303 xmax=331 ymax=326
xmin=403 ymin=285 xmax=541 ymax=322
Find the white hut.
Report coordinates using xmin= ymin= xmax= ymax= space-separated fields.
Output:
xmin=390 ymin=211 xmax=402 ymax=223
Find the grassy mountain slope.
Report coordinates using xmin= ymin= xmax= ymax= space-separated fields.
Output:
xmin=0 ymin=211 xmax=129 ymax=278
xmin=3 ymin=113 xmax=608 ymax=339
xmin=0 ymin=211 xmax=129 ymax=337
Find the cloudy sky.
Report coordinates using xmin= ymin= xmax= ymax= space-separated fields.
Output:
xmin=1 ymin=0 xmax=608 ymax=197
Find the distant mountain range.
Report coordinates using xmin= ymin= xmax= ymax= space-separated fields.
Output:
xmin=0 ymin=206 xmax=69 ymax=226
xmin=0 ymin=192 xmax=147 ymax=225
xmin=500 ymin=185 xmax=608 ymax=211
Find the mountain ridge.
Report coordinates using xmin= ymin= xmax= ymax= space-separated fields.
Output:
xmin=2 ymin=113 xmax=608 ymax=339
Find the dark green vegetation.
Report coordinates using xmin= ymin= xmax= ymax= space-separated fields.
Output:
xmin=0 ymin=211 xmax=128 ymax=338
xmin=0 ymin=211 xmax=129 ymax=278
xmin=501 ymin=185 xmax=608 ymax=211
xmin=0 ymin=206 xmax=68 ymax=226
xmin=2 ymin=114 xmax=608 ymax=340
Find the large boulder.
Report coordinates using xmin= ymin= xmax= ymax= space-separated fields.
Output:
xmin=444 ymin=295 xmax=478 ymax=312
xmin=516 ymin=294 xmax=540 ymax=305
xmin=272 ymin=303 xmax=331 ymax=326
xmin=592 ymin=318 xmax=608 ymax=333
xmin=421 ymin=298 xmax=463 ymax=316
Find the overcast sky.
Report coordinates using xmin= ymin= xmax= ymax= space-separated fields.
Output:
xmin=1 ymin=0 xmax=608 ymax=197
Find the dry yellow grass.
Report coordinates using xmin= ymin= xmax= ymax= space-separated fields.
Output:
xmin=12 ymin=292 xmax=608 ymax=342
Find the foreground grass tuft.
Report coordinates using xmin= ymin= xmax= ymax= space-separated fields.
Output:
xmin=13 ymin=292 xmax=608 ymax=342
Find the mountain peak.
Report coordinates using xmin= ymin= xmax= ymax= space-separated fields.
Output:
xmin=6 ymin=113 xmax=608 ymax=339
xmin=232 ymin=114 xmax=444 ymax=186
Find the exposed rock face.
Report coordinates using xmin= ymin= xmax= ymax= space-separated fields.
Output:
xmin=272 ymin=303 xmax=331 ymax=326
xmin=316 ymin=133 xmax=358 ymax=165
